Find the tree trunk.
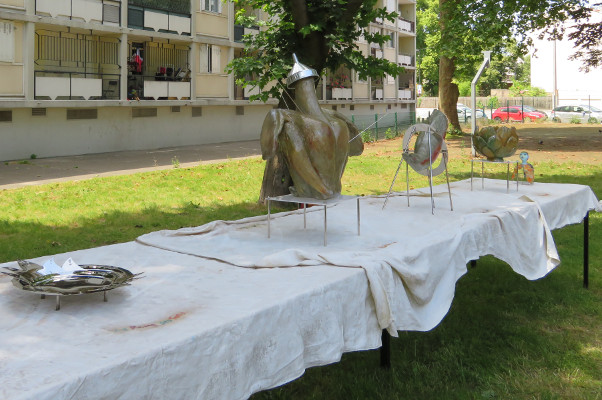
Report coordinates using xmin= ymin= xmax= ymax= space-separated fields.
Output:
xmin=438 ymin=0 xmax=460 ymax=132
xmin=438 ymin=56 xmax=460 ymax=132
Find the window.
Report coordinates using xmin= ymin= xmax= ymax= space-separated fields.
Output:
xmin=200 ymin=0 xmax=222 ymax=13
xmin=0 ymin=22 xmax=15 ymax=63
xmin=200 ymin=44 xmax=221 ymax=73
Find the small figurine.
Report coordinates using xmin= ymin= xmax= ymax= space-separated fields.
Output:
xmin=512 ymin=151 xmax=534 ymax=184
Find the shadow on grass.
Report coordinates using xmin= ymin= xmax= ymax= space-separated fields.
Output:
xmin=0 ymin=200 xmax=273 ymax=264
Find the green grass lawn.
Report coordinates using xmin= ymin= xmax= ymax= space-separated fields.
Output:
xmin=1 ymin=151 xmax=600 ymax=399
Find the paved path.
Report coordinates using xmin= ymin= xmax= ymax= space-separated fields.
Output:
xmin=0 ymin=140 xmax=262 ymax=190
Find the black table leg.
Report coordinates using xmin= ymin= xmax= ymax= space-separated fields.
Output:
xmin=583 ymin=211 xmax=589 ymax=289
xmin=380 ymin=329 xmax=391 ymax=369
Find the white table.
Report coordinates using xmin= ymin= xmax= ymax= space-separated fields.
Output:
xmin=1 ymin=179 xmax=599 ymax=400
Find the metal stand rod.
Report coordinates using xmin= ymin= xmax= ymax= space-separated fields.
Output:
xmin=104 ymin=290 xmax=107 ymax=302
xmin=267 ymin=199 xmax=271 ymax=238
xmin=41 ymin=294 xmax=46 ymax=299
xmin=506 ymin=163 xmax=510 ymax=193
xmin=357 ymin=198 xmax=360 ymax=236
xmin=443 ymin=151 xmax=453 ymax=211
xmin=380 ymin=329 xmax=391 ymax=369
xmin=383 ymin=154 xmax=404 ymax=210
xmin=55 ymin=296 xmax=60 ymax=311
xmin=406 ymin=163 xmax=410 ymax=207
xmin=516 ymin=163 xmax=520 ymax=191
xmin=481 ymin=162 xmax=484 ymax=189
xmin=303 ymin=204 xmax=307 ymax=229
xmin=583 ymin=211 xmax=589 ymax=289
xmin=470 ymin=160 xmax=474 ymax=191
xmin=324 ymin=205 xmax=327 ymax=246
xmin=426 ymin=127 xmax=435 ymax=214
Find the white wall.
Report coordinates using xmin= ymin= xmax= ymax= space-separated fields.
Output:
xmin=530 ymin=9 xmax=602 ymax=108
xmin=0 ymin=104 xmax=272 ymax=161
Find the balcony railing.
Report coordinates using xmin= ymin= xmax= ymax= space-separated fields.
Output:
xmin=398 ymin=88 xmax=414 ymax=100
xmin=35 ymin=0 xmax=121 ymax=26
xmin=398 ymin=53 xmax=414 ymax=67
xmin=398 ymin=18 xmax=414 ymax=33
xmin=34 ymin=70 xmax=120 ymax=100
xmin=128 ymin=73 xmax=190 ymax=100
xmin=128 ymin=5 xmax=191 ymax=35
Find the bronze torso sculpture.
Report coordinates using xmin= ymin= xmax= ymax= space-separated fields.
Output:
xmin=260 ymin=56 xmax=363 ymax=199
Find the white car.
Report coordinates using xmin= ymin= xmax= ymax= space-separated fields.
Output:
xmin=551 ymin=105 xmax=602 ymax=123
xmin=457 ymin=104 xmax=486 ymax=122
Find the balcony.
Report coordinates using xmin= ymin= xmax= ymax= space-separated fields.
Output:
xmin=127 ymin=42 xmax=191 ymax=100
xmin=398 ymin=17 xmax=414 ymax=33
xmin=233 ymin=24 xmax=259 ymax=43
xmin=34 ymin=71 xmax=120 ymax=100
xmin=398 ymin=88 xmax=414 ymax=100
xmin=35 ymin=0 xmax=121 ymax=26
xmin=398 ymin=53 xmax=414 ymax=67
xmin=128 ymin=4 xmax=191 ymax=35
xmin=35 ymin=31 xmax=121 ymax=100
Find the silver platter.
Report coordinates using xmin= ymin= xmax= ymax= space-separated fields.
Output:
xmin=1 ymin=260 xmax=143 ymax=296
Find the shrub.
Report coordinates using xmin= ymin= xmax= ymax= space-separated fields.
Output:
xmin=569 ymin=116 xmax=582 ymax=124
xmin=587 ymin=117 xmax=599 ymax=124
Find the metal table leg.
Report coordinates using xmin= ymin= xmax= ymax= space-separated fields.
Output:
xmin=380 ymin=329 xmax=391 ymax=369
xmin=583 ymin=211 xmax=589 ymax=289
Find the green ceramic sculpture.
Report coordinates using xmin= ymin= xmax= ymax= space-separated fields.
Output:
xmin=260 ymin=55 xmax=363 ymax=199
xmin=473 ymin=125 xmax=519 ymax=161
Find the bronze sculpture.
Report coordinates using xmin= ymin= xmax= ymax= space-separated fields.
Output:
xmin=260 ymin=55 xmax=363 ymax=200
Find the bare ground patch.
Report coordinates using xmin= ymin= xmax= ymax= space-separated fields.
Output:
xmin=363 ymin=123 xmax=602 ymax=165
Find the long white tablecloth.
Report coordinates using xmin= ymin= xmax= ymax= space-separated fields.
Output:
xmin=1 ymin=179 xmax=599 ymax=400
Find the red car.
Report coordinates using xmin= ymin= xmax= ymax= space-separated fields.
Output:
xmin=492 ymin=106 xmax=547 ymax=122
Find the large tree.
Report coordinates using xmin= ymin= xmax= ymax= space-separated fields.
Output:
xmin=433 ymin=0 xmax=591 ymax=130
xmin=226 ymin=0 xmax=404 ymax=201
xmin=227 ymin=0 xmax=403 ymax=103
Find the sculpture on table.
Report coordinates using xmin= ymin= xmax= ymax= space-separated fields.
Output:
xmin=473 ymin=125 xmax=519 ymax=161
xmin=260 ymin=54 xmax=364 ymax=200
xmin=512 ymin=151 xmax=535 ymax=184
xmin=383 ymin=109 xmax=453 ymax=213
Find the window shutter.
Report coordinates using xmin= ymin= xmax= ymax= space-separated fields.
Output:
xmin=200 ymin=44 xmax=209 ymax=73
xmin=211 ymin=45 xmax=221 ymax=73
xmin=217 ymin=0 xmax=222 ymax=14
xmin=200 ymin=0 xmax=207 ymax=11
xmin=0 ymin=22 xmax=15 ymax=63
xmin=103 ymin=4 xmax=120 ymax=24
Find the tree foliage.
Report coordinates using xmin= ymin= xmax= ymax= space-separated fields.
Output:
xmin=567 ymin=3 xmax=602 ymax=72
xmin=225 ymin=0 xmax=404 ymax=103
xmin=428 ymin=0 xmax=592 ymax=129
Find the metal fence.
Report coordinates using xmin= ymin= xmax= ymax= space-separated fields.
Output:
xmin=351 ymin=112 xmax=417 ymax=142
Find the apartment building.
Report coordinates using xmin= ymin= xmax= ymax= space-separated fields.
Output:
xmin=0 ymin=0 xmax=416 ymax=161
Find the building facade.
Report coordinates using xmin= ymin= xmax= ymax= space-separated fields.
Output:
xmin=0 ymin=0 xmax=416 ymax=161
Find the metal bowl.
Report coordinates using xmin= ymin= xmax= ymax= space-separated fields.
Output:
xmin=1 ymin=260 xmax=143 ymax=309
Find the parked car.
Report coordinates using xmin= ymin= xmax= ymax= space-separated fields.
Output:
xmin=492 ymin=106 xmax=547 ymax=122
xmin=457 ymin=104 xmax=487 ymax=122
xmin=551 ymin=105 xmax=602 ymax=123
